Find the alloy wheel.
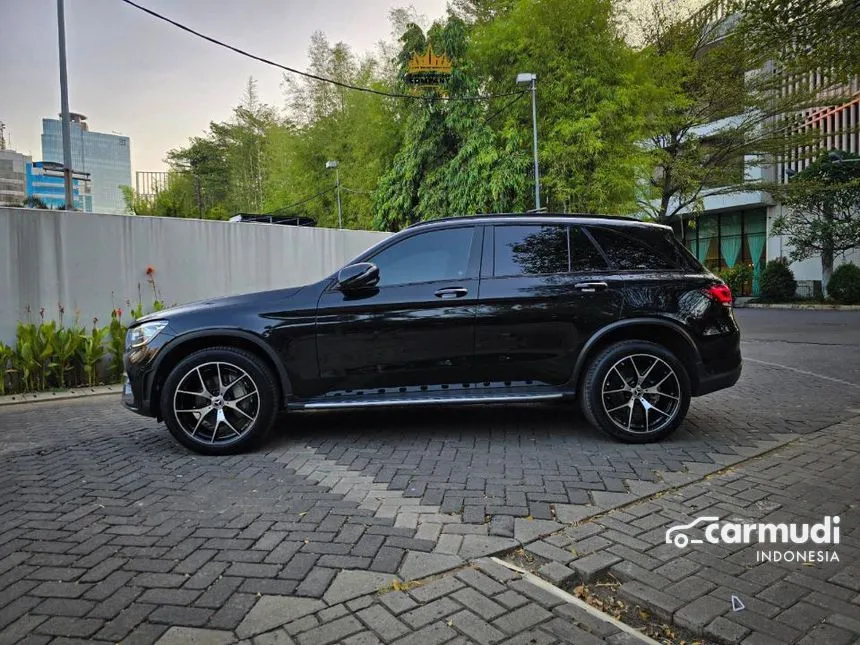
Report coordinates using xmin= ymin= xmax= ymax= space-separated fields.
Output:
xmin=172 ymin=361 xmax=260 ymax=445
xmin=600 ymin=353 xmax=681 ymax=434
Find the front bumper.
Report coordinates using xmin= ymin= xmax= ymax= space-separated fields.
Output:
xmin=122 ymin=334 xmax=173 ymax=418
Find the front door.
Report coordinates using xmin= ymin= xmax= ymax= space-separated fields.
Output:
xmin=474 ymin=223 xmax=624 ymax=386
xmin=314 ymin=225 xmax=481 ymax=395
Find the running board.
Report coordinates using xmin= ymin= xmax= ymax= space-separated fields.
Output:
xmin=288 ymin=387 xmax=569 ymax=410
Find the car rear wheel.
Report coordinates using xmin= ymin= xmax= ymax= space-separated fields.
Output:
xmin=581 ymin=340 xmax=690 ymax=443
xmin=160 ymin=347 xmax=278 ymax=455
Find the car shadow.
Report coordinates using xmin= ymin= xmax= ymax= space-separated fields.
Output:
xmin=265 ymin=401 xmax=609 ymax=449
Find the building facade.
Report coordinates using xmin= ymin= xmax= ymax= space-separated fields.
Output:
xmin=26 ymin=161 xmax=93 ymax=212
xmin=135 ymin=171 xmax=173 ymax=207
xmin=663 ymin=0 xmax=859 ymax=296
xmin=0 ymin=150 xmax=30 ymax=206
xmin=41 ymin=113 xmax=131 ymax=214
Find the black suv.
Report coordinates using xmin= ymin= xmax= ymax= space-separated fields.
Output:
xmin=123 ymin=214 xmax=741 ymax=454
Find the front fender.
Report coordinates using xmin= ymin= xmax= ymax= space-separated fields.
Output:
xmin=148 ymin=328 xmax=293 ymax=404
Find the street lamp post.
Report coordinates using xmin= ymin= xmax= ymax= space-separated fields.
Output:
xmin=326 ymin=160 xmax=343 ymax=229
xmin=516 ymin=73 xmax=540 ymax=212
xmin=56 ymin=0 xmax=74 ymax=210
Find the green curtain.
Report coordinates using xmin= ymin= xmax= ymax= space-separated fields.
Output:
xmin=746 ymin=213 xmax=767 ymax=294
xmin=696 ymin=217 xmax=716 ymax=263
xmin=720 ymin=213 xmax=742 ymax=267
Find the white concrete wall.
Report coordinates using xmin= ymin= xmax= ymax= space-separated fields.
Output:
xmin=0 ymin=208 xmax=391 ymax=344
xmin=766 ymin=204 xmax=860 ymax=282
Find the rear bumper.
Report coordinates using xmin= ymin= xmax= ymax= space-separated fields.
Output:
xmin=693 ymin=360 xmax=742 ymax=396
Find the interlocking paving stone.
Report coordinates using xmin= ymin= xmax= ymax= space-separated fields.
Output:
xmin=322 ymin=570 xmax=394 ymax=605
xmin=704 ymin=616 xmax=750 ymax=644
xmin=458 ymin=535 xmax=519 ymax=560
xmin=2 ymin=318 xmax=860 ymax=644
xmin=673 ymin=594 xmax=729 ymax=633
xmin=399 ymin=551 xmax=463 ymax=581
xmin=492 ymin=603 xmax=553 ymax=634
xmin=400 ymin=597 xmax=461 ymax=629
xmin=295 ymin=615 xmax=363 ymax=645
xmin=378 ymin=591 xmax=418 ymax=616
xmin=570 ymin=552 xmax=622 ymax=582
xmin=356 ymin=604 xmax=410 ymax=641
xmin=154 ymin=626 xmax=234 ymax=645
xmin=407 ymin=575 xmax=464 ymax=603
xmin=235 ymin=597 xmax=324 ymax=639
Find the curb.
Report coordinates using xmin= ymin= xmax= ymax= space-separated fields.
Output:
xmin=739 ymin=303 xmax=860 ymax=310
xmin=0 ymin=384 xmax=120 ymax=408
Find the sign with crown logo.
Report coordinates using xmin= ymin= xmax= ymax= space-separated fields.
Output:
xmin=404 ymin=46 xmax=453 ymax=94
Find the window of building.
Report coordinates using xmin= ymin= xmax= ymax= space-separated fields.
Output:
xmin=682 ymin=208 xmax=768 ymax=294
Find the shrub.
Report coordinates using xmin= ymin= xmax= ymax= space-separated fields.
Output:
xmin=828 ymin=263 xmax=860 ymax=304
xmin=716 ymin=264 xmax=754 ymax=298
xmin=759 ymin=258 xmax=797 ymax=301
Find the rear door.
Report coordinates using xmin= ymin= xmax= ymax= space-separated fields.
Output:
xmin=473 ymin=223 xmax=624 ymax=386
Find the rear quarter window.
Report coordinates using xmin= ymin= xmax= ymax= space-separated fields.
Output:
xmin=587 ymin=226 xmax=701 ymax=272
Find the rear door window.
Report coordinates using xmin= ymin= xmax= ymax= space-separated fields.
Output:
xmin=493 ymin=225 xmax=569 ymax=277
xmin=570 ymin=226 xmax=609 ymax=272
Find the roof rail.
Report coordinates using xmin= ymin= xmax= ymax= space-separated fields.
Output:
xmin=405 ymin=213 xmax=645 ymax=229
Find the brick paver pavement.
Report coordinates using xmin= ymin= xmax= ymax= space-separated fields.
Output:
xmin=1 ymin=309 xmax=859 ymax=643
xmin=511 ymin=415 xmax=860 ymax=645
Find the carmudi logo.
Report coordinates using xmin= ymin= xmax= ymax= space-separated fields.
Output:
xmin=665 ymin=516 xmax=840 ymax=563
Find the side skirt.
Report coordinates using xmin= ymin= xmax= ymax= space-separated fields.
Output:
xmin=286 ymin=382 xmax=574 ymax=410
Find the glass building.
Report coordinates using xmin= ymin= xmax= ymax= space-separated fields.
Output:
xmin=26 ymin=161 xmax=93 ymax=212
xmin=41 ymin=114 xmax=131 ymax=214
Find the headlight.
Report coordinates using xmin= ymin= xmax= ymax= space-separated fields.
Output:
xmin=126 ymin=321 xmax=168 ymax=349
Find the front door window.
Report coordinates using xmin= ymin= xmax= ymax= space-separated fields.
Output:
xmin=369 ymin=227 xmax=475 ymax=287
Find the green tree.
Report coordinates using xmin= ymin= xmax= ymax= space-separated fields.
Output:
xmin=121 ymin=173 xmax=199 ymax=218
xmin=468 ymin=0 xmax=652 ymax=214
xmin=740 ymin=0 xmax=860 ymax=81
xmin=771 ymin=151 xmax=860 ymax=295
xmin=20 ymin=196 xmax=49 ymax=209
xmin=269 ymin=32 xmax=401 ymax=229
xmin=633 ymin=0 xmax=848 ymax=222
xmin=372 ymin=15 xmax=530 ymax=231
xmin=167 ymin=77 xmax=280 ymax=219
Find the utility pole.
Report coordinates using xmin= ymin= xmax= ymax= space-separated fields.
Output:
xmin=516 ymin=73 xmax=540 ymax=211
xmin=326 ymin=160 xmax=343 ymax=229
xmin=57 ymin=0 xmax=74 ymax=210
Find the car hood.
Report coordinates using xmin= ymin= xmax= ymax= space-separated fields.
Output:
xmin=135 ymin=286 xmax=305 ymax=324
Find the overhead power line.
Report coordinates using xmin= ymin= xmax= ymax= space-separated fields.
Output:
xmin=484 ymin=91 xmax=528 ymax=124
xmin=272 ymin=185 xmax=338 ymax=212
xmin=118 ymin=0 xmax=527 ymax=103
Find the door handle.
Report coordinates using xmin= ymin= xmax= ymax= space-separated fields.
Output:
xmin=434 ymin=287 xmax=468 ymax=299
xmin=574 ymin=281 xmax=608 ymax=293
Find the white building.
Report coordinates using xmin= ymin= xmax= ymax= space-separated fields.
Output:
xmin=0 ymin=149 xmax=30 ymax=206
xmin=660 ymin=0 xmax=859 ymax=296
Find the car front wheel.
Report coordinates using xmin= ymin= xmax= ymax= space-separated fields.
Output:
xmin=581 ymin=340 xmax=690 ymax=443
xmin=160 ymin=347 xmax=278 ymax=455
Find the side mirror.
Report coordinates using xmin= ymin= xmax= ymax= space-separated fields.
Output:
xmin=336 ymin=262 xmax=379 ymax=291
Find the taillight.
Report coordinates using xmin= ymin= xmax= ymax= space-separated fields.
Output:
xmin=705 ymin=284 xmax=733 ymax=306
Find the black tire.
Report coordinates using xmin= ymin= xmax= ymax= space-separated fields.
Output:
xmin=580 ymin=340 xmax=690 ymax=443
xmin=160 ymin=346 xmax=279 ymax=455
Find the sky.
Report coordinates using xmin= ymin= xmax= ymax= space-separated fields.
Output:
xmin=0 ymin=0 xmax=449 ymax=173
